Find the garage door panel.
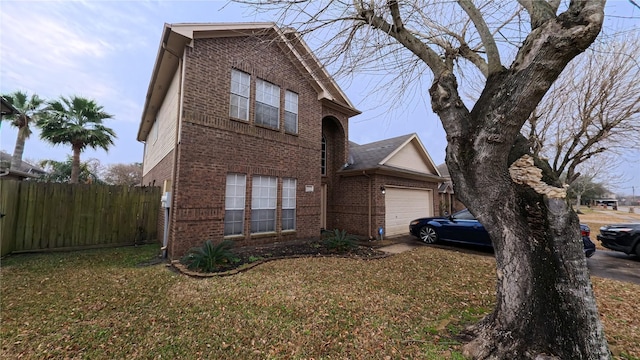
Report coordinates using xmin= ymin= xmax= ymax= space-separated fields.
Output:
xmin=385 ymin=188 xmax=433 ymax=236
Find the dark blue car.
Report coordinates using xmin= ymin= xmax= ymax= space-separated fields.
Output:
xmin=409 ymin=209 xmax=596 ymax=257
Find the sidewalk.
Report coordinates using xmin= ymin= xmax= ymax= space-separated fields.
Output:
xmin=371 ymin=235 xmax=426 ymax=254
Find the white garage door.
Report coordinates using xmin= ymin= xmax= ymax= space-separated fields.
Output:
xmin=385 ymin=188 xmax=433 ymax=236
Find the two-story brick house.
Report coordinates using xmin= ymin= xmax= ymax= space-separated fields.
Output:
xmin=138 ymin=22 xmax=444 ymax=258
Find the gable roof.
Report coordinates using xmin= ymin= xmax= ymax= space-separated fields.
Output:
xmin=137 ymin=22 xmax=360 ymax=141
xmin=342 ymin=133 xmax=444 ymax=181
xmin=436 ymin=163 xmax=450 ymax=178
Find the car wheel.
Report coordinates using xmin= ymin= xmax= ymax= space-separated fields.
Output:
xmin=635 ymin=242 xmax=640 ymax=258
xmin=419 ymin=226 xmax=439 ymax=244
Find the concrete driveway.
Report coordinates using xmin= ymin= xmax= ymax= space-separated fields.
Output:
xmin=587 ymin=250 xmax=640 ymax=285
xmin=379 ymin=235 xmax=640 ymax=285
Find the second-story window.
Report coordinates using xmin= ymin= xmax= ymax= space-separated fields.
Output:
xmin=255 ymin=79 xmax=280 ymax=129
xmin=230 ymin=69 xmax=250 ymax=120
xmin=284 ymin=90 xmax=298 ymax=134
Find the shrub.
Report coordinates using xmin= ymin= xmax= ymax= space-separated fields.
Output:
xmin=181 ymin=239 xmax=236 ymax=273
xmin=322 ymin=229 xmax=357 ymax=252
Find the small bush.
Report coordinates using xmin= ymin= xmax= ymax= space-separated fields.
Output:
xmin=322 ymin=229 xmax=357 ymax=252
xmin=181 ymin=239 xmax=236 ymax=273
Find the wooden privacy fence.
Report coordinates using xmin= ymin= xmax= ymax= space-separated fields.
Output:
xmin=0 ymin=180 xmax=161 ymax=256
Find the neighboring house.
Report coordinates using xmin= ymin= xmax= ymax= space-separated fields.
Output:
xmin=0 ymin=151 xmax=47 ymax=180
xmin=1 ymin=97 xmax=46 ymax=180
xmin=138 ymin=22 xmax=445 ymax=258
xmin=1 ymin=96 xmax=18 ymax=117
xmin=436 ymin=163 xmax=465 ymax=215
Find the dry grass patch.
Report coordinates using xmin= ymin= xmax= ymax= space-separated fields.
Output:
xmin=1 ymin=244 xmax=638 ymax=359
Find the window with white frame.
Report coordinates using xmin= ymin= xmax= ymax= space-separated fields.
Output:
xmin=251 ymin=176 xmax=277 ymax=233
xmin=224 ymin=174 xmax=246 ymax=236
xmin=230 ymin=69 xmax=250 ymax=120
xmin=284 ymin=91 xmax=298 ymax=134
xmin=255 ymin=79 xmax=280 ymax=129
xmin=282 ymin=178 xmax=296 ymax=231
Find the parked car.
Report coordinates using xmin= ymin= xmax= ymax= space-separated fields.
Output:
xmin=410 ymin=209 xmax=596 ymax=257
xmin=597 ymin=223 xmax=640 ymax=257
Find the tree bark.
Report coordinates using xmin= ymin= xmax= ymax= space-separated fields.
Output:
xmin=430 ymin=60 xmax=609 ymax=360
xmin=10 ymin=129 xmax=26 ymax=170
xmin=10 ymin=115 xmax=28 ymax=170
xmin=70 ymin=145 xmax=82 ymax=184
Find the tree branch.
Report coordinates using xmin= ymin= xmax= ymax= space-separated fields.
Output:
xmin=457 ymin=0 xmax=502 ymax=75
xmin=355 ymin=2 xmax=448 ymax=76
xmin=517 ymin=0 xmax=559 ymax=29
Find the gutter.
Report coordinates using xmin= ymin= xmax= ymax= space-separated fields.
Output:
xmin=159 ymin=36 xmax=185 ymax=259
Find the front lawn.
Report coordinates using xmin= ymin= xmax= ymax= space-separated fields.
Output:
xmin=1 ymin=244 xmax=638 ymax=359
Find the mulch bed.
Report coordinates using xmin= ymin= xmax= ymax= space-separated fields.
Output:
xmin=171 ymin=238 xmax=394 ymax=278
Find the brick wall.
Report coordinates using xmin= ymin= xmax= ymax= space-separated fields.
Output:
xmin=334 ymin=173 xmax=441 ymax=238
xmin=321 ymin=115 xmax=349 ymax=231
xmin=166 ymin=34 xmax=349 ymax=257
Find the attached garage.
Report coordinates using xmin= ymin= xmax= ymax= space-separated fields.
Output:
xmin=337 ymin=133 xmax=445 ymax=239
xmin=385 ymin=187 xmax=433 ymax=236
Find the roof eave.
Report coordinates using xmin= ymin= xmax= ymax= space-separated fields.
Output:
xmin=1 ymin=96 xmax=19 ymax=116
xmin=339 ymin=165 xmax=446 ymax=182
xmin=320 ymin=98 xmax=361 ymax=117
xmin=137 ymin=24 xmax=191 ymax=142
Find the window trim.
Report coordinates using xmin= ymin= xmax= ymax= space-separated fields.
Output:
xmin=282 ymin=178 xmax=296 ymax=231
xmin=224 ymin=173 xmax=246 ymax=236
xmin=255 ymin=78 xmax=280 ymax=129
xmin=284 ymin=90 xmax=298 ymax=134
xmin=251 ymin=175 xmax=278 ymax=234
xmin=230 ymin=69 xmax=250 ymax=121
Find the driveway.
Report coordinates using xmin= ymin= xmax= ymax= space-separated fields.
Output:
xmin=587 ymin=250 xmax=640 ymax=285
xmin=380 ymin=235 xmax=640 ymax=285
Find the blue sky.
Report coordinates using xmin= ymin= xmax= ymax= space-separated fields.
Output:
xmin=1 ymin=0 xmax=638 ymax=195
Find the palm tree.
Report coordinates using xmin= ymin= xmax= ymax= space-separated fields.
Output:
xmin=1 ymin=91 xmax=46 ymax=170
xmin=38 ymin=95 xmax=116 ymax=184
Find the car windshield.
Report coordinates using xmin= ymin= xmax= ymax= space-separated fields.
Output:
xmin=452 ymin=209 xmax=476 ymax=220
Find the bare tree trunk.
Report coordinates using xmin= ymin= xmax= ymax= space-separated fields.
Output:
xmin=432 ymin=71 xmax=610 ymax=358
xmin=70 ymin=146 xmax=81 ymax=184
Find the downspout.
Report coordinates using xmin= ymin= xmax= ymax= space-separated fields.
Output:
xmin=162 ymin=41 xmax=185 ymax=259
xmin=362 ymin=171 xmax=372 ymax=240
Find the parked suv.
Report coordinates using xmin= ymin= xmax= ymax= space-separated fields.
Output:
xmin=597 ymin=223 xmax=640 ymax=257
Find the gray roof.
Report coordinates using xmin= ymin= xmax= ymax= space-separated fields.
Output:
xmin=0 ymin=151 xmax=46 ymax=176
xmin=345 ymin=134 xmax=415 ymax=171
xmin=1 ymin=96 xmax=19 ymax=116
xmin=436 ymin=163 xmax=449 ymax=177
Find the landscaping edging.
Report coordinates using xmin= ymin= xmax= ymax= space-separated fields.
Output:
xmin=171 ymin=251 xmax=392 ymax=278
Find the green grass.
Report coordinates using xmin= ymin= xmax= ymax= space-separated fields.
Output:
xmin=1 ymin=244 xmax=638 ymax=359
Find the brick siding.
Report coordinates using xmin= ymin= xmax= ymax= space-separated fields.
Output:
xmin=164 ymin=34 xmax=353 ymax=258
xmin=334 ymin=173 xmax=440 ymax=238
